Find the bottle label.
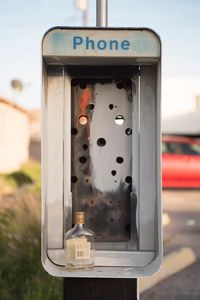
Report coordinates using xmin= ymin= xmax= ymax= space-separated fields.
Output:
xmin=66 ymin=237 xmax=90 ymax=260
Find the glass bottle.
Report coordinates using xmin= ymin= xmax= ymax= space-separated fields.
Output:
xmin=65 ymin=211 xmax=95 ymax=270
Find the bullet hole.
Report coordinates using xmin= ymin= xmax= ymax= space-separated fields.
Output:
xmin=117 ymin=82 xmax=124 ymax=89
xmin=91 ymin=200 xmax=94 ymax=204
xmin=86 ymin=179 xmax=89 ymax=183
xmin=115 ymin=115 xmax=125 ymax=125
xmin=109 ymin=200 xmax=113 ymax=204
xmin=79 ymin=156 xmax=87 ymax=163
xmin=97 ymin=138 xmax=106 ymax=147
xmin=116 ymin=156 xmax=124 ymax=164
xmin=126 ymin=128 xmax=132 ymax=135
xmin=78 ymin=115 xmax=88 ymax=125
xmin=109 ymin=104 xmax=114 ymax=110
xmin=125 ymin=224 xmax=131 ymax=232
xmin=71 ymin=78 xmax=79 ymax=86
xmin=71 ymin=176 xmax=78 ymax=183
xmin=82 ymin=144 xmax=88 ymax=151
xmin=89 ymin=104 xmax=94 ymax=110
xmin=125 ymin=176 xmax=132 ymax=184
xmin=71 ymin=128 xmax=78 ymax=135
xmin=110 ymin=218 xmax=114 ymax=222
xmin=79 ymin=82 xmax=87 ymax=89
xmin=115 ymin=180 xmax=117 ymax=183
xmin=111 ymin=170 xmax=116 ymax=176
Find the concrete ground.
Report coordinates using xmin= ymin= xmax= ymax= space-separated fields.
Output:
xmin=141 ymin=190 xmax=200 ymax=300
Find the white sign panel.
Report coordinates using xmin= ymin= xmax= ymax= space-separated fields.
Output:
xmin=43 ymin=28 xmax=161 ymax=59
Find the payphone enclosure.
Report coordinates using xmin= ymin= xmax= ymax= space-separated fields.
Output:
xmin=41 ymin=27 xmax=162 ymax=278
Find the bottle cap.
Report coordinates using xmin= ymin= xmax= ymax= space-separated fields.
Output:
xmin=75 ymin=212 xmax=85 ymax=224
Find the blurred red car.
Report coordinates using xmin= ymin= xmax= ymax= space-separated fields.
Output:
xmin=162 ymin=135 xmax=200 ymax=188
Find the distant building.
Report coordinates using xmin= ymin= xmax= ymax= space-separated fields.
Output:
xmin=0 ymin=98 xmax=30 ymax=173
xmin=162 ymin=78 xmax=200 ymax=136
xmin=28 ymin=109 xmax=41 ymax=161
xmin=162 ymin=110 xmax=200 ymax=136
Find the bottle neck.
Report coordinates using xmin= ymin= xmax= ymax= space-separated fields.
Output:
xmin=75 ymin=223 xmax=84 ymax=229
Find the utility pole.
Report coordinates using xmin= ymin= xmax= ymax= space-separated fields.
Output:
xmin=75 ymin=0 xmax=88 ymax=26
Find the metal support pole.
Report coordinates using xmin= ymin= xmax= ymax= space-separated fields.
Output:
xmin=64 ymin=278 xmax=138 ymax=300
xmin=96 ymin=0 xmax=108 ymax=27
xmin=83 ymin=9 xmax=87 ymax=26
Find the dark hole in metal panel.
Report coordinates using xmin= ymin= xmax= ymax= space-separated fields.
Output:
xmin=89 ymin=104 xmax=95 ymax=110
xmin=83 ymin=144 xmax=88 ymax=151
xmin=125 ymin=176 xmax=132 ymax=184
xmin=116 ymin=156 xmax=124 ymax=164
xmin=125 ymin=128 xmax=132 ymax=135
xmin=71 ymin=128 xmax=78 ymax=135
xmin=97 ymin=138 xmax=106 ymax=147
xmin=115 ymin=115 xmax=125 ymax=125
xmin=111 ymin=170 xmax=116 ymax=176
xmin=71 ymin=176 xmax=78 ymax=183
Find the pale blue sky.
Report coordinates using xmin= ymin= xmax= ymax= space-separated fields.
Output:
xmin=0 ymin=0 xmax=199 ymax=108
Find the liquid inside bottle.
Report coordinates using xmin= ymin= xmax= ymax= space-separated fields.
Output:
xmin=65 ymin=212 xmax=95 ymax=270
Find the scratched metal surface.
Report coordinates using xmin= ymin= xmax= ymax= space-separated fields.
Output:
xmin=71 ymin=78 xmax=137 ymax=243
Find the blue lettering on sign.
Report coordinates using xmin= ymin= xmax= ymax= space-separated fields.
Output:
xmin=73 ymin=36 xmax=130 ymax=51
xmin=73 ymin=36 xmax=83 ymax=49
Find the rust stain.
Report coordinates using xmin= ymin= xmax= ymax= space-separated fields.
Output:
xmin=79 ymin=87 xmax=92 ymax=141
xmin=80 ymin=88 xmax=91 ymax=115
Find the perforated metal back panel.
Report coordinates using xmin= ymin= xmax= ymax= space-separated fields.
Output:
xmin=71 ymin=75 xmax=136 ymax=243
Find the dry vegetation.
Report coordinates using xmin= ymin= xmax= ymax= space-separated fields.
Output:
xmin=0 ymin=161 xmax=62 ymax=300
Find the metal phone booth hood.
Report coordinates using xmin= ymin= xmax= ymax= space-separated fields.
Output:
xmin=41 ymin=27 xmax=162 ymax=278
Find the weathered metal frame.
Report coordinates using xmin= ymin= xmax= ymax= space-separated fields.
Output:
xmin=41 ymin=27 xmax=162 ymax=278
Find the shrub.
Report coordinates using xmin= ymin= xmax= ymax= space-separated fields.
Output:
xmin=6 ymin=171 xmax=33 ymax=187
xmin=0 ymin=188 xmax=63 ymax=300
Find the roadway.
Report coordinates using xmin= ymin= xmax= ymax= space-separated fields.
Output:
xmin=141 ymin=189 xmax=200 ymax=300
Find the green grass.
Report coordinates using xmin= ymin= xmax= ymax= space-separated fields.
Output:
xmin=0 ymin=160 xmax=41 ymax=196
xmin=0 ymin=161 xmax=63 ymax=300
xmin=6 ymin=170 xmax=33 ymax=187
xmin=0 ymin=176 xmax=15 ymax=196
xmin=20 ymin=160 xmax=41 ymax=192
xmin=21 ymin=160 xmax=41 ymax=186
